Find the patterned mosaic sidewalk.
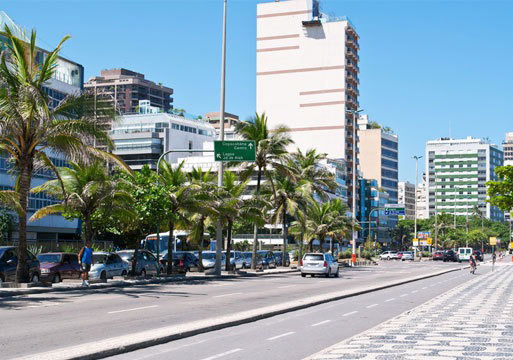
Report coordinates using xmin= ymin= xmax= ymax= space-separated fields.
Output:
xmin=305 ymin=263 xmax=513 ymax=360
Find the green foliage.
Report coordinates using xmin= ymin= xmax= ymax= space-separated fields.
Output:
xmin=488 ymin=166 xmax=513 ymax=211
xmin=59 ymin=244 xmax=79 ymax=253
xmin=338 ymin=249 xmax=353 ymax=259
xmin=233 ymin=240 xmax=251 ymax=251
xmin=0 ymin=209 xmax=13 ymax=242
xmin=27 ymin=244 xmax=43 ymax=255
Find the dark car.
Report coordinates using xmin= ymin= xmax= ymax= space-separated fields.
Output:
xmin=257 ymin=250 xmax=276 ymax=269
xmin=160 ymin=251 xmax=199 ymax=273
xmin=0 ymin=246 xmax=40 ymax=283
xmin=473 ymin=250 xmax=484 ymax=262
xmin=242 ymin=252 xmax=263 ymax=268
xmin=443 ymin=250 xmax=458 ymax=262
xmin=38 ymin=253 xmax=81 ymax=283
xmin=273 ymin=251 xmax=290 ymax=267
xmin=432 ymin=251 xmax=444 ymax=261
xmin=117 ymin=249 xmax=161 ymax=276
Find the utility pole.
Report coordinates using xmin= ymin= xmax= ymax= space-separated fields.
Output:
xmin=214 ymin=0 xmax=228 ymax=275
xmin=413 ymin=155 xmax=422 ymax=256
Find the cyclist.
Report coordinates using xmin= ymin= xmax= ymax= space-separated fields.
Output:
xmin=469 ymin=254 xmax=477 ymax=274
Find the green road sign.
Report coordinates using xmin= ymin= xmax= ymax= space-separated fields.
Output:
xmin=214 ymin=140 xmax=256 ymax=162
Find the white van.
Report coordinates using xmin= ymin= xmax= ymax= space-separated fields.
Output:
xmin=457 ymin=247 xmax=473 ymax=262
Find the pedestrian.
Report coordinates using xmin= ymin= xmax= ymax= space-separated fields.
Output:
xmin=78 ymin=241 xmax=94 ymax=287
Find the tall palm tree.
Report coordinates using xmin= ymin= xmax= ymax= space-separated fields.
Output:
xmin=30 ymin=161 xmax=134 ymax=245
xmin=235 ymin=113 xmax=292 ymax=269
xmin=158 ymin=160 xmax=198 ymax=274
xmin=325 ymin=198 xmax=353 ymax=253
xmin=187 ymin=167 xmax=217 ymax=272
xmin=0 ymin=27 xmax=115 ymax=282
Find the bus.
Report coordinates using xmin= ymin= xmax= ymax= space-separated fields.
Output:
xmin=141 ymin=231 xmax=210 ymax=255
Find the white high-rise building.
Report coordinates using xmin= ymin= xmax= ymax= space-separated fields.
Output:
xmin=425 ymin=137 xmax=504 ymax=221
xmin=398 ymin=181 xmax=416 ymax=220
xmin=256 ymin=0 xmax=359 ymax=205
xmin=416 ymin=174 xmax=429 ymax=220
xmin=503 ymin=132 xmax=513 ymax=166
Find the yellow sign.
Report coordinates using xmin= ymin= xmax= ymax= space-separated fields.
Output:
xmin=427 ymin=238 xmax=433 ymax=245
xmin=490 ymin=237 xmax=497 ymax=246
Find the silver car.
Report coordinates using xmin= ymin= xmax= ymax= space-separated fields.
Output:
xmin=300 ymin=253 xmax=339 ymax=278
xmin=201 ymin=251 xmax=226 ymax=270
xmin=117 ymin=249 xmax=161 ymax=276
xmin=224 ymin=251 xmax=244 ymax=270
xmin=89 ymin=252 xmax=130 ymax=280
xmin=401 ymin=251 xmax=414 ymax=261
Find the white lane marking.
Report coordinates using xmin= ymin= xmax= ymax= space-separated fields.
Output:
xmin=266 ymin=331 xmax=295 ymax=341
xmin=278 ymin=285 xmax=296 ymax=289
xmin=212 ymin=283 xmax=234 ymax=287
xmin=108 ymin=305 xmax=158 ymax=314
xmin=199 ymin=348 xmax=243 ymax=360
xmin=411 ymin=290 xmax=418 ymax=294
xmin=400 ymin=294 xmax=408 ymax=297
xmin=318 ymin=280 xmax=329 ymax=283
xmin=422 ymin=287 xmax=428 ymax=290
xmin=342 ymin=311 xmax=358 ymax=317
xmin=366 ymin=303 xmax=378 ymax=309
xmin=26 ymin=303 xmax=60 ymax=308
xmin=213 ymin=292 xmax=243 ymax=298
xmin=132 ymin=340 xmax=208 ymax=360
xmin=311 ymin=320 xmax=331 ymax=327
xmin=385 ymin=298 xmax=396 ymax=302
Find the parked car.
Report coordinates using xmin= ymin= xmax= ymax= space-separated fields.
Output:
xmin=397 ymin=252 xmax=403 ymax=260
xmin=201 ymin=251 xmax=226 ymax=270
xmin=89 ymin=252 xmax=130 ymax=280
xmin=379 ymin=251 xmax=399 ymax=260
xmin=432 ymin=251 xmax=444 ymax=261
xmin=0 ymin=246 xmax=40 ymax=284
xmin=443 ymin=249 xmax=458 ymax=262
xmin=257 ymin=250 xmax=276 ymax=269
xmin=117 ymin=249 xmax=161 ymax=276
xmin=224 ymin=251 xmax=244 ymax=270
xmin=38 ymin=252 xmax=81 ymax=283
xmin=273 ymin=251 xmax=290 ymax=267
xmin=457 ymin=247 xmax=473 ymax=262
xmin=242 ymin=252 xmax=264 ymax=268
xmin=473 ymin=250 xmax=484 ymax=262
xmin=401 ymin=251 xmax=414 ymax=261
xmin=300 ymin=253 xmax=339 ymax=278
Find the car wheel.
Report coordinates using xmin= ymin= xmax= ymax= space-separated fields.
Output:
xmin=387 ymin=257 xmax=390 ymax=261
xmin=140 ymin=269 xmax=146 ymax=277
xmin=301 ymin=273 xmax=306 ymax=278
xmin=52 ymin=273 xmax=61 ymax=283
xmin=100 ymin=271 xmax=107 ymax=281
xmin=31 ymin=273 xmax=40 ymax=284
xmin=121 ymin=270 xmax=127 ymax=276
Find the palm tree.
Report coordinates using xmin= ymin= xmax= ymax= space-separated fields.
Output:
xmin=235 ymin=113 xmax=292 ymax=269
xmin=289 ymin=207 xmax=311 ymax=264
xmin=326 ymin=198 xmax=353 ymax=253
xmin=0 ymin=27 xmax=115 ymax=282
xmin=187 ymin=167 xmax=217 ymax=272
xmin=30 ymin=161 xmax=134 ymax=245
xmin=158 ymin=160 xmax=198 ymax=274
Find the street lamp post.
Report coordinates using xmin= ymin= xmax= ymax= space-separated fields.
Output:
xmin=214 ymin=0 xmax=228 ymax=275
xmin=413 ymin=155 xmax=422 ymax=255
xmin=346 ymin=109 xmax=363 ymax=265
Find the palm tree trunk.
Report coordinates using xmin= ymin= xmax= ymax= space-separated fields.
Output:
xmin=15 ymin=165 xmax=31 ymax=283
xmin=225 ymin=219 xmax=233 ymax=271
xmin=83 ymin=213 xmax=94 ymax=244
xmin=298 ymin=233 xmax=304 ymax=265
xmin=198 ymin=217 xmax=205 ymax=272
xmin=251 ymin=167 xmax=262 ymax=270
xmin=166 ymin=221 xmax=174 ymax=275
xmin=309 ymin=239 xmax=314 ymax=252
xmin=282 ymin=207 xmax=287 ymax=266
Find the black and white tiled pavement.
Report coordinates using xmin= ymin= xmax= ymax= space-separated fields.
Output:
xmin=305 ymin=263 xmax=513 ymax=360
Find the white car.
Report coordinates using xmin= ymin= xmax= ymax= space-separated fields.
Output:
xmin=457 ymin=247 xmax=473 ymax=262
xmin=300 ymin=253 xmax=339 ymax=278
xmin=380 ymin=251 xmax=399 ymax=260
xmin=401 ymin=251 xmax=414 ymax=261
xmin=223 ymin=251 xmax=244 ymax=270
xmin=89 ymin=252 xmax=130 ymax=280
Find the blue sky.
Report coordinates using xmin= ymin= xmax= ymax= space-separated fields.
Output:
xmin=3 ymin=0 xmax=513 ymax=183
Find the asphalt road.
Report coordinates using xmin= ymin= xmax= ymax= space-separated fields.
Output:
xmin=109 ymin=263 xmax=492 ymax=360
xmin=0 ymin=260 xmax=466 ymax=359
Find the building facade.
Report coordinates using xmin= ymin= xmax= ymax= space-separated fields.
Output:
xmin=358 ymin=179 xmax=393 ymax=244
xmin=204 ymin=112 xmax=241 ymax=140
xmin=110 ymin=102 xmax=215 ymax=170
xmin=398 ymin=181 xmax=416 ymax=220
xmin=416 ymin=174 xmax=429 ymax=219
xmin=503 ymin=132 xmax=513 ymax=166
xmin=256 ymin=0 xmax=360 ymax=209
xmin=84 ymin=68 xmax=173 ymax=114
xmin=0 ymin=12 xmax=83 ymax=243
xmin=357 ymin=115 xmax=399 ymax=204
xmin=425 ymin=137 xmax=504 ymax=221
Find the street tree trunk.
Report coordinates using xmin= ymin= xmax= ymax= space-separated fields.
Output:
xmin=15 ymin=162 xmax=31 ymax=283
xmin=225 ymin=219 xmax=233 ymax=271
xmin=83 ymin=212 xmax=94 ymax=245
xmin=282 ymin=207 xmax=287 ymax=266
xmin=166 ymin=221 xmax=174 ymax=275
xmin=251 ymin=168 xmax=262 ymax=270
xmin=197 ymin=216 xmax=205 ymax=272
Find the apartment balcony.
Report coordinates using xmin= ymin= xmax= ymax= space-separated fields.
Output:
xmin=346 ymin=61 xmax=360 ymax=73
xmin=345 ymin=49 xmax=359 ymax=62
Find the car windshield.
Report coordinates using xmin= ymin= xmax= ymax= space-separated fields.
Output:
xmin=117 ymin=251 xmax=133 ymax=261
xmin=0 ymin=248 xmax=8 ymax=259
xmin=37 ymin=254 xmax=62 ymax=263
xmin=202 ymin=253 xmax=216 ymax=260
xmin=304 ymin=254 xmax=324 ymax=261
xmin=93 ymin=254 xmax=108 ymax=264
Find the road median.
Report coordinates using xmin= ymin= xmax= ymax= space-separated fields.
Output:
xmin=15 ymin=265 xmax=468 ymax=360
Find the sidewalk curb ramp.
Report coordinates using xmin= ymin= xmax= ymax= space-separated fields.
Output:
xmin=14 ymin=265 xmax=468 ymax=360
xmin=0 ymin=269 xmax=298 ymax=299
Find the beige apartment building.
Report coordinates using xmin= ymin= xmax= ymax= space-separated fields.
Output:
xmin=204 ymin=112 xmax=241 ymax=140
xmin=85 ymin=68 xmax=173 ymax=114
xmin=503 ymin=132 xmax=513 ymax=166
xmin=256 ymin=0 xmax=360 ymax=205
xmin=398 ymin=181 xmax=416 ymax=220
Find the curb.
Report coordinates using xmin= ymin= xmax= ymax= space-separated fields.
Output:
xmin=0 ymin=269 xmax=298 ymax=298
xmin=18 ymin=265 xmax=467 ymax=360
